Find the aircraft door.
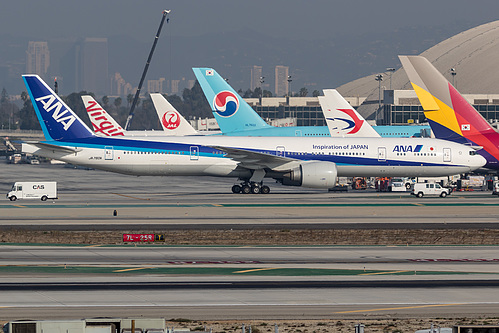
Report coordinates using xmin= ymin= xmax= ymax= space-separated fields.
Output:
xmin=104 ymin=146 xmax=114 ymax=160
xmin=443 ymin=148 xmax=451 ymax=162
xmin=377 ymin=147 xmax=386 ymax=161
xmin=276 ymin=146 xmax=286 ymax=157
xmin=190 ymin=146 xmax=199 ymax=160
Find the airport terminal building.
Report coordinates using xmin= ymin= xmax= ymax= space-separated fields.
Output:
xmin=240 ymin=90 xmax=499 ymax=130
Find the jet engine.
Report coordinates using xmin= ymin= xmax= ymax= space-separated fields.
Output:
xmin=280 ymin=161 xmax=337 ymax=188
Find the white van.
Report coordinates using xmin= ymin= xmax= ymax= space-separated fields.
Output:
xmin=411 ymin=182 xmax=451 ymax=198
xmin=6 ymin=182 xmax=57 ymax=201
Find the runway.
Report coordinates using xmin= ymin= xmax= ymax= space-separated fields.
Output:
xmin=1 ymin=163 xmax=499 ymax=320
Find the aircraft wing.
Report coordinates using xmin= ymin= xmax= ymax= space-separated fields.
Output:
xmin=212 ymin=146 xmax=301 ymax=171
xmin=25 ymin=141 xmax=82 ymax=154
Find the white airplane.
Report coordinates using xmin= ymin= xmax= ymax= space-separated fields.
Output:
xmin=82 ymin=94 xmax=198 ymax=137
xmin=22 ymin=75 xmax=485 ymax=194
xmin=318 ymin=89 xmax=380 ymax=137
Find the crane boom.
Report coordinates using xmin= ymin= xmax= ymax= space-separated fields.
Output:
xmin=125 ymin=9 xmax=171 ymax=130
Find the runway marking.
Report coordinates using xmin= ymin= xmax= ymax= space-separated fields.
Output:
xmin=111 ymin=193 xmax=151 ymax=201
xmin=413 ymin=203 xmax=425 ymax=206
xmin=12 ymin=205 xmax=26 ymax=208
xmin=113 ymin=267 xmax=154 ymax=273
xmin=233 ymin=268 xmax=279 ymax=274
xmin=334 ymin=303 xmax=466 ymax=314
xmin=360 ymin=270 xmax=411 ymax=276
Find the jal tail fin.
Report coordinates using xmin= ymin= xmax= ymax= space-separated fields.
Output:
xmin=319 ymin=89 xmax=380 ymax=138
xmin=399 ymin=55 xmax=497 ymax=141
xmin=23 ymin=75 xmax=94 ymax=141
xmin=192 ymin=67 xmax=270 ymax=134
xmin=81 ymin=95 xmax=125 ymax=136
xmin=150 ymin=93 xmax=199 ymax=135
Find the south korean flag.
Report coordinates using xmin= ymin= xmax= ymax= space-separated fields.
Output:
xmin=461 ymin=124 xmax=471 ymax=131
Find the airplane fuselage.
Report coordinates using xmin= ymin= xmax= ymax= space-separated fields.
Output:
xmin=24 ymin=135 xmax=483 ymax=178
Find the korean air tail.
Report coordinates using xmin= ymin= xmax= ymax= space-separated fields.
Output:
xmin=319 ymin=89 xmax=380 ymax=137
xmin=82 ymin=95 xmax=125 ymax=136
xmin=399 ymin=55 xmax=499 ymax=168
xmin=192 ymin=67 xmax=270 ymax=133
xmin=23 ymin=75 xmax=95 ymax=141
xmin=150 ymin=93 xmax=198 ymax=135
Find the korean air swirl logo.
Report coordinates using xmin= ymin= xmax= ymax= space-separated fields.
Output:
xmin=213 ymin=91 xmax=239 ymax=118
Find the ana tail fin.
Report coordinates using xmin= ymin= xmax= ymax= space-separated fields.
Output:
xmin=23 ymin=75 xmax=94 ymax=141
xmin=192 ymin=67 xmax=270 ymax=133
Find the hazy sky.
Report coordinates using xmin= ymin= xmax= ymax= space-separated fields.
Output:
xmin=3 ymin=0 xmax=499 ymax=41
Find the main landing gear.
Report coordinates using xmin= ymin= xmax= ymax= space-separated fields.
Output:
xmin=231 ymin=182 xmax=270 ymax=194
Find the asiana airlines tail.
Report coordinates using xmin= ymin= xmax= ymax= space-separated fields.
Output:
xmin=22 ymin=75 xmax=485 ymax=194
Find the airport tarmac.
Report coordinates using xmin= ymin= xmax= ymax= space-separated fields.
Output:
xmin=1 ymin=162 xmax=499 ymax=320
xmin=0 ymin=163 xmax=498 ymax=229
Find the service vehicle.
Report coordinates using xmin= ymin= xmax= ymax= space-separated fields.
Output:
xmin=6 ymin=181 xmax=57 ymax=201
xmin=411 ymin=182 xmax=451 ymax=198
xmin=389 ymin=178 xmax=407 ymax=192
xmin=493 ymin=181 xmax=499 ymax=196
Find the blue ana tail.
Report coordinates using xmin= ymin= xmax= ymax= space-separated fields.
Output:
xmin=193 ymin=67 xmax=270 ymax=134
xmin=23 ymin=75 xmax=94 ymax=141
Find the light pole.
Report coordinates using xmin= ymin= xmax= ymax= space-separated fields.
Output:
xmin=259 ymin=76 xmax=265 ymax=105
xmin=385 ymin=67 xmax=395 ymax=90
xmin=287 ymin=75 xmax=292 ymax=97
xmin=375 ymin=74 xmax=383 ymax=125
xmin=451 ymin=68 xmax=457 ymax=88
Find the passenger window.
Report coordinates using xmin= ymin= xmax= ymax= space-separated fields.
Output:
xmin=430 ymin=184 xmax=434 ymax=188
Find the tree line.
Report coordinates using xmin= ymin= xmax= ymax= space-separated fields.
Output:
xmin=0 ymin=82 xmax=319 ymax=131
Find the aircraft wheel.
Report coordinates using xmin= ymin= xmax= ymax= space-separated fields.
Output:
xmin=261 ymin=185 xmax=270 ymax=194
xmin=242 ymin=185 xmax=251 ymax=194
xmin=231 ymin=185 xmax=241 ymax=194
xmin=416 ymin=192 xmax=424 ymax=198
xmin=41 ymin=195 xmax=48 ymax=201
xmin=9 ymin=196 xmax=16 ymax=201
xmin=251 ymin=185 xmax=260 ymax=194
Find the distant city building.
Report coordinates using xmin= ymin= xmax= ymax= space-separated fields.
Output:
xmin=275 ymin=65 xmax=289 ymax=97
xmin=110 ymin=72 xmax=135 ymax=96
xmin=26 ymin=41 xmax=50 ymax=79
xmin=147 ymin=78 xmax=166 ymax=94
xmin=187 ymin=79 xmax=195 ymax=90
xmin=250 ymin=65 xmax=263 ymax=91
xmin=170 ymin=80 xmax=180 ymax=94
xmin=80 ymin=38 xmax=108 ymax=95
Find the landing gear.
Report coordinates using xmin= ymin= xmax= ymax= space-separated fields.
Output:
xmin=231 ymin=181 xmax=270 ymax=194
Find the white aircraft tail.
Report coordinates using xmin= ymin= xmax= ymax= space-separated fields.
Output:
xmin=150 ymin=93 xmax=198 ymax=135
xmin=319 ymin=89 xmax=380 ymax=137
xmin=81 ymin=96 xmax=125 ymax=136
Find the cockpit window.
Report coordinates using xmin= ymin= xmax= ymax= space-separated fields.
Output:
xmin=469 ymin=151 xmax=476 ymax=156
